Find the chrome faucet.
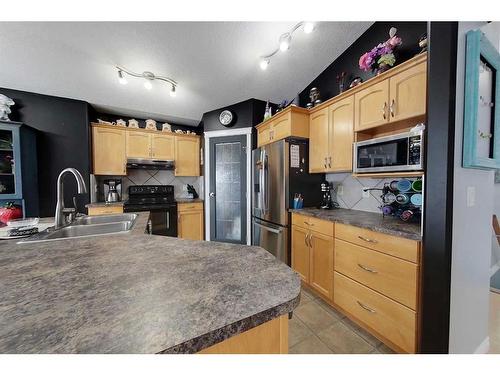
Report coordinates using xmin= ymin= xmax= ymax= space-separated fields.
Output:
xmin=55 ymin=168 xmax=87 ymax=228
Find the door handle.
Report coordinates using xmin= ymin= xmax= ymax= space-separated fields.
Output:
xmin=209 ymin=192 xmax=215 ymax=198
xmin=382 ymin=102 xmax=387 ymax=119
xmin=358 ymin=235 xmax=378 ymax=244
xmin=357 ymin=263 xmax=378 ymax=273
xmin=254 ymin=221 xmax=282 ymax=234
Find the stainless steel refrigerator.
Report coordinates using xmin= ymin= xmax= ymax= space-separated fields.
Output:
xmin=252 ymin=139 xmax=324 ymax=265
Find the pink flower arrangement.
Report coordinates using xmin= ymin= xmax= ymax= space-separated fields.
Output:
xmin=359 ymin=30 xmax=402 ymax=73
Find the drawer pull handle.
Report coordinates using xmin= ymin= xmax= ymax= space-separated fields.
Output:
xmin=357 ymin=301 xmax=376 ymax=313
xmin=358 ymin=235 xmax=378 ymax=244
xmin=358 ymin=263 xmax=378 ymax=273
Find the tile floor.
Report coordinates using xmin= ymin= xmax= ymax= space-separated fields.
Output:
xmin=289 ymin=286 xmax=395 ymax=354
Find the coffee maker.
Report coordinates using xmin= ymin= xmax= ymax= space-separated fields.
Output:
xmin=103 ymin=179 xmax=122 ymax=203
xmin=320 ymin=182 xmax=333 ymax=209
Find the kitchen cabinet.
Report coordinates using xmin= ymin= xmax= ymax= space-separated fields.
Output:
xmin=308 ymin=107 xmax=329 ymax=173
xmin=87 ymin=205 xmax=123 ymax=216
xmin=291 ymin=213 xmax=422 ymax=353
xmin=291 ymin=213 xmax=334 ymax=300
xmin=354 ymin=80 xmax=390 ymax=131
xmin=126 ymin=131 xmax=175 ymax=160
xmin=177 ymin=202 xmax=204 ymax=240
xmin=92 ymin=125 xmax=126 ymax=175
xmin=309 ymin=96 xmax=354 ymax=173
xmin=256 ymin=106 xmax=309 ymax=147
xmin=175 ymin=135 xmax=200 ymax=176
xmin=388 ymin=60 xmax=427 ymax=122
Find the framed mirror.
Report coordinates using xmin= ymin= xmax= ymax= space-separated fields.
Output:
xmin=463 ymin=29 xmax=500 ymax=169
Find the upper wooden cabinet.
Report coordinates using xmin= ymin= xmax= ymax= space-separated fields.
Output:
xmin=256 ymin=106 xmax=309 ymax=147
xmin=388 ymin=60 xmax=427 ymax=122
xmin=92 ymin=126 xmax=126 ymax=175
xmin=175 ymin=135 xmax=200 ymax=176
xmin=309 ymin=96 xmax=354 ymax=173
xmin=354 ymin=80 xmax=390 ymax=131
xmin=152 ymin=133 xmax=175 ymax=159
xmin=91 ymin=124 xmax=201 ymax=176
xmin=126 ymin=131 xmax=151 ymax=159
xmin=126 ymin=131 xmax=176 ymax=160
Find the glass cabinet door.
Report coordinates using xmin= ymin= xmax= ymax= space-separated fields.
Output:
xmin=0 ymin=129 xmax=16 ymax=196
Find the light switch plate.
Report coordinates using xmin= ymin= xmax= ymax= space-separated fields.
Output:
xmin=337 ymin=185 xmax=344 ymax=196
xmin=466 ymin=186 xmax=476 ymax=207
xmin=362 ymin=189 xmax=370 ymax=199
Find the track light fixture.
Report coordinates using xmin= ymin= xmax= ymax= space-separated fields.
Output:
xmin=259 ymin=22 xmax=316 ymax=70
xmin=116 ymin=66 xmax=178 ymax=97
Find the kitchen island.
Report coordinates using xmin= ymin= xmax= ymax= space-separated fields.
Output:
xmin=0 ymin=213 xmax=300 ymax=353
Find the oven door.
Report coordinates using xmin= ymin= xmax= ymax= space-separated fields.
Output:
xmin=354 ymin=135 xmax=412 ymax=173
xmin=150 ymin=207 xmax=178 ymax=237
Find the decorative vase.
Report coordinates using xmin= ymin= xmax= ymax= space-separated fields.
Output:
xmin=375 ymin=63 xmax=390 ymax=76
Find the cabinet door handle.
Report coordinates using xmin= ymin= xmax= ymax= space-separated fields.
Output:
xmin=382 ymin=102 xmax=387 ymax=119
xmin=357 ymin=263 xmax=378 ymax=273
xmin=304 ymin=233 xmax=309 ymax=247
xmin=390 ymin=99 xmax=395 ymax=117
xmin=357 ymin=301 xmax=376 ymax=313
xmin=324 ymin=157 xmax=327 ymax=169
xmin=328 ymin=156 xmax=332 ymax=168
xmin=358 ymin=235 xmax=378 ymax=244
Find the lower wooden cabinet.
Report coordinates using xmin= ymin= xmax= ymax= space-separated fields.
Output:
xmin=177 ymin=202 xmax=204 ymax=240
xmin=291 ymin=212 xmax=422 ymax=353
xmin=87 ymin=205 xmax=124 ymax=216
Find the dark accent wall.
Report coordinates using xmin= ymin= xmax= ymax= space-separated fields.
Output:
xmin=298 ymin=22 xmax=427 ymax=107
xmin=200 ymin=98 xmax=270 ymax=148
xmin=0 ymin=88 xmax=91 ymax=217
xmin=92 ymin=112 xmax=202 ymax=134
xmin=421 ymin=22 xmax=458 ymax=353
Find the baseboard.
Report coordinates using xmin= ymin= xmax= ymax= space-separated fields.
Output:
xmin=473 ymin=337 xmax=490 ymax=354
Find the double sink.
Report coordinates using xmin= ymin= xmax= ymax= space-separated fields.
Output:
xmin=18 ymin=213 xmax=138 ymax=244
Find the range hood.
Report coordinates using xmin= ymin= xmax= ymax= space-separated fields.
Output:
xmin=126 ymin=158 xmax=175 ymax=170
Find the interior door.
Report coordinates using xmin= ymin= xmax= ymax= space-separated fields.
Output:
xmin=209 ymin=135 xmax=247 ymax=244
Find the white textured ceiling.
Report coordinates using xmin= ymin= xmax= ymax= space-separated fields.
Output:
xmin=0 ymin=22 xmax=372 ymax=126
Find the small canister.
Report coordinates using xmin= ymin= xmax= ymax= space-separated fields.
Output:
xmin=400 ymin=210 xmax=414 ymax=221
xmin=410 ymin=193 xmax=423 ymax=206
xmin=396 ymin=193 xmax=410 ymax=205
xmin=382 ymin=205 xmax=393 ymax=215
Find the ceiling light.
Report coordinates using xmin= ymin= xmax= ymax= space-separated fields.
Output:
xmin=117 ymin=70 xmax=127 ymax=85
xmin=303 ymin=22 xmax=315 ymax=34
xmin=279 ymin=33 xmax=291 ymax=52
xmin=259 ymin=59 xmax=270 ymax=70
xmin=170 ymin=85 xmax=176 ymax=97
xmin=115 ymin=66 xmax=178 ymax=96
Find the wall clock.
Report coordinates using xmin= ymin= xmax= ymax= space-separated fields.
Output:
xmin=219 ymin=110 xmax=234 ymax=127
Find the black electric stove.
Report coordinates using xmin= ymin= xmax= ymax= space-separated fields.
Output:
xmin=124 ymin=185 xmax=177 ymax=237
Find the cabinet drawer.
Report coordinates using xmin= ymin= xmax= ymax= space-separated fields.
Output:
xmin=334 ymin=272 xmax=417 ymax=353
xmin=335 ymin=223 xmax=420 ymax=263
xmin=88 ymin=205 xmax=124 ymax=216
xmin=178 ymin=202 xmax=203 ymax=212
xmin=335 ymin=239 xmax=418 ymax=310
xmin=291 ymin=214 xmax=334 ymax=237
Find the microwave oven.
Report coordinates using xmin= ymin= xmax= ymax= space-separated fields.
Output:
xmin=353 ymin=129 xmax=424 ymax=173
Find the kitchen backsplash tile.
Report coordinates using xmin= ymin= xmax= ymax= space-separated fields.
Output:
xmin=325 ymin=173 xmax=393 ymax=214
xmin=96 ymin=170 xmax=203 ymax=201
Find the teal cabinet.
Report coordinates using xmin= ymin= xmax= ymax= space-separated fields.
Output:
xmin=0 ymin=120 xmax=38 ymax=216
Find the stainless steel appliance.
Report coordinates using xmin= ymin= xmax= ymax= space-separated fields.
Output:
xmin=126 ymin=158 xmax=174 ymax=170
xmin=252 ymin=139 xmax=324 ymax=265
xmin=320 ymin=182 xmax=333 ymax=209
xmin=353 ymin=129 xmax=424 ymax=174
xmin=104 ymin=179 xmax=121 ymax=203
xmin=123 ymin=185 xmax=177 ymax=237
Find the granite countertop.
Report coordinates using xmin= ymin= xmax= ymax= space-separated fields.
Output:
xmin=0 ymin=212 xmax=300 ymax=353
xmin=175 ymin=198 xmax=204 ymax=204
xmin=289 ymin=208 xmax=421 ymax=241
xmin=85 ymin=201 xmax=124 ymax=208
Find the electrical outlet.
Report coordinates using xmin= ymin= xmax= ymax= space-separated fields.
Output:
xmin=337 ymin=185 xmax=344 ymax=196
xmin=362 ymin=189 xmax=370 ymax=198
xmin=466 ymin=186 xmax=476 ymax=207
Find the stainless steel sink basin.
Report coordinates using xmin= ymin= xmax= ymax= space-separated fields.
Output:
xmin=72 ymin=213 xmax=137 ymax=226
xmin=18 ymin=214 xmax=137 ymax=244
